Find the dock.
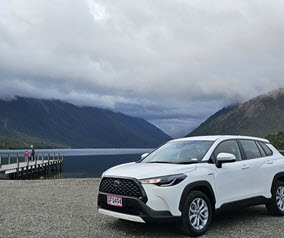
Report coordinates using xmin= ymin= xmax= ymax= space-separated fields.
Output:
xmin=0 ymin=153 xmax=64 ymax=179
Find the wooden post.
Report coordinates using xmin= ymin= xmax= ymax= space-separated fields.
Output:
xmin=8 ymin=154 xmax=10 ymax=164
xmin=53 ymin=153 xmax=55 ymax=172
xmin=41 ymin=154 xmax=44 ymax=172
xmin=26 ymin=155 xmax=30 ymax=179
xmin=56 ymin=153 xmax=59 ymax=172
xmin=47 ymin=154 xmax=50 ymax=173
xmin=35 ymin=153 xmax=38 ymax=174
xmin=60 ymin=153 xmax=64 ymax=171
xmin=21 ymin=161 xmax=24 ymax=179
xmin=16 ymin=154 xmax=19 ymax=178
xmin=59 ymin=153 xmax=62 ymax=171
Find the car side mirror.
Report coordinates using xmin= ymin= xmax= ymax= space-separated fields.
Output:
xmin=216 ymin=153 xmax=236 ymax=168
xmin=141 ymin=153 xmax=149 ymax=160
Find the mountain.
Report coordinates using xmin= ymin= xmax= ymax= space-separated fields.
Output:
xmin=0 ymin=97 xmax=171 ymax=149
xmin=187 ymin=88 xmax=284 ymax=138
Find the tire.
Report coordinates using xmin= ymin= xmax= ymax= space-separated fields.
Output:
xmin=266 ymin=181 xmax=284 ymax=216
xmin=180 ymin=190 xmax=212 ymax=237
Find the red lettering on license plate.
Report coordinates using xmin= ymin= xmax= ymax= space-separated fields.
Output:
xmin=107 ymin=195 xmax=123 ymax=207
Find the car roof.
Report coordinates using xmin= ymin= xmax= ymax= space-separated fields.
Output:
xmin=170 ymin=135 xmax=269 ymax=143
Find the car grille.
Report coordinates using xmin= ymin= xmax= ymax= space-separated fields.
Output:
xmin=99 ymin=177 xmax=143 ymax=198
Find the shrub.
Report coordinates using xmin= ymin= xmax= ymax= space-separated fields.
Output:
xmin=265 ymin=132 xmax=284 ymax=150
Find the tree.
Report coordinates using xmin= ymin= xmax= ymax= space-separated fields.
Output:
xmin=265 ymin=132 xmax=284 ymax=150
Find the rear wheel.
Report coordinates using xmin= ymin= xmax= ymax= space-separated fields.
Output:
xmin=180 ymin=190 xmax=212 ymax=237
xmin=266 ymin=181 xmax=284 ymax=216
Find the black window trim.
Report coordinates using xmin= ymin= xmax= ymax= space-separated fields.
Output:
xmin=236 ymin=139 xmax=246 ymax=160
xmin=258 ymin=141 xmax=274 ymax=157
xmin=237 ymin=139 xmax=273 ymax=160
xmin=209 ymin=139 xmax=244 ymax=164
xmin=255 ymin=141 xmax=266 ymax=157
xmin=209 ymin=138 xmax=273 ymax=164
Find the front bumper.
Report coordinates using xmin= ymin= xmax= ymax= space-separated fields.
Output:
xmin=97 ymin=192 xmax=181 ymax=223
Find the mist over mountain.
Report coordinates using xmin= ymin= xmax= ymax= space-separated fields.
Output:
xmin=0 ymin=97 xmax=171 ymax=149
xmin=187 ymin=88 xmax=284 ymax=138
xmin=1 ymin=0 xmax=284 ymax=138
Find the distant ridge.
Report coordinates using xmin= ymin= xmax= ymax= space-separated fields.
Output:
xmin=0 ymin=97 xmax=171 ymax=149
xmin=187 ymin=88 xmax=284 ymax=138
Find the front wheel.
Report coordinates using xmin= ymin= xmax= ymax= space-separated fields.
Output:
xmin=266 ymin=181 xmax=284 ymax=216
xmin=180 ymin=190 xmax=212 ymax=237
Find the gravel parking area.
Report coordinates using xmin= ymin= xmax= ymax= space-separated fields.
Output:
xmin=0 ymin=179 xmax=284 ymax=238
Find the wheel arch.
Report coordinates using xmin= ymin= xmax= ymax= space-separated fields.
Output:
xmin=179 ymin=181 xmax=216 ymax=212
xmin=271 ymin=172 xmax=284 ymax=192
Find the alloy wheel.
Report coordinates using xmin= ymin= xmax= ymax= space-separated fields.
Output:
xmin=276 ymin=186 xmax=284 ymax=211
xmin=189 ymin=198 xmax=209 ymax=230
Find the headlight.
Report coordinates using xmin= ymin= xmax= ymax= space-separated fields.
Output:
xmin=139 ymin=173 xmax=187 ymax=187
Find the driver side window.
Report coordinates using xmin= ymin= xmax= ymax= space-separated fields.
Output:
xmin=213 ymin=140 xmax=242 ymax=162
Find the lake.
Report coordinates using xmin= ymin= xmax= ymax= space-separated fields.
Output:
xmin=0 ymin=148 xmax=154 ymax=178
xmin=1 ymin=149 xmax=283 ymax=179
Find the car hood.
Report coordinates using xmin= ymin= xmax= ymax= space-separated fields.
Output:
xmin=103 ymin=162 xmax=197 ymax=179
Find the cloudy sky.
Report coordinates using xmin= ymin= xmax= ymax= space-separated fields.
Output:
xmin=0 ymin=0 xmax=284 ymax=137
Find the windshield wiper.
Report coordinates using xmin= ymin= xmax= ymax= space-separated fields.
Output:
xmin=147 ymin=161 xmax=173 ymax=164
xmin=176 ymin=161 xmax=199 ymax=164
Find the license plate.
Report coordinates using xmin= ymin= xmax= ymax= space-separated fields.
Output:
xmin=107 ymin=195 xmax=123 ymax=207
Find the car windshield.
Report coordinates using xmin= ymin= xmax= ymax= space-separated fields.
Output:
xmin=141 ymin=140 xmax=214 ymax=164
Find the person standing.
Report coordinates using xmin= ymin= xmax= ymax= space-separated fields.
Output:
xmin=24 ymin=151 xmax=29 ymax=162
xmin=31 ymin=145 xmax=35 ymax=161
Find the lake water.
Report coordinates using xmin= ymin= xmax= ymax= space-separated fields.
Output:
xmin=1 ymin=149 xmax=283 ymax=179
xmin=0 ymin=148 xmax=153 ymax=178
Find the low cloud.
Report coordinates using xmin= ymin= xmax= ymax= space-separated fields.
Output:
xmin=0 ymin=0 xmax=284 ymax=137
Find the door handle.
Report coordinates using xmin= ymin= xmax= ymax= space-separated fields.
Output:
xmin=241 ymin=164 xmax=250 ymax=170
xmin=266 ymin=160 xmax=273 ymax=164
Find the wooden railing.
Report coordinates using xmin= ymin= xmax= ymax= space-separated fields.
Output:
xmin=0 ymin=153 xmax=64 ymax=179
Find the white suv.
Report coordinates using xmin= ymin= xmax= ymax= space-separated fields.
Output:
xmin=98 ymin=135 xmax=284 ymax=236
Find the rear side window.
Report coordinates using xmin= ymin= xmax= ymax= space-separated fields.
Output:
xmin=256 ymin=142 xmax=266 ymax=157
xmin=214 ymin=140 xmax=242 ymax=161
xmin=239 ymin=140 xmax=261 ymax=159
xmin=259 ymin=141 xmax=273 ymax=156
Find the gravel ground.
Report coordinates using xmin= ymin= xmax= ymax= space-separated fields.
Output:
xmin=0 ymin=179 xmax=284 ymax=238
